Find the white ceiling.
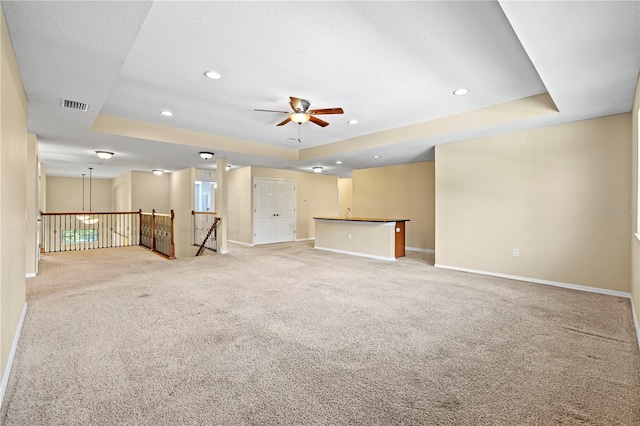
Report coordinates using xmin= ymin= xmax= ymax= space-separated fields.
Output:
xmin=2 ymin=1 xmax=639 ymax=178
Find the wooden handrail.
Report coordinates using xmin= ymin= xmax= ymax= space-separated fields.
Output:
xmin=41 ymin=211 xmax=140 ymax=215
xmin=192 ymin=211 xmax=218 ymax=215
xmin=195 ymin=217 xmax=220 ymax=256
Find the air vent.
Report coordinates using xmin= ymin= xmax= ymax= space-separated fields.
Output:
xmin=60 ymin=98 xmax=89 ymax=112
xmin=201 ymin=170 xmax=213 ymax=179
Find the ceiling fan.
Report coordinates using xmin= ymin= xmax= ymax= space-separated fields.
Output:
xmin=254 ymin=97 xmax=344 ymax=127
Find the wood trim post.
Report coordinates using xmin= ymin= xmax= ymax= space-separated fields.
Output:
xmin=138 ymin=209 xmax=142 ymax=246
xmin=169 ymin=209 xmax=176 ymax=259
xmin=151 ymin=209 xmax=156 ymax=252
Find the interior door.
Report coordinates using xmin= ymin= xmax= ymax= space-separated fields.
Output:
xmin=254 ymin=178 xmax=296 ymax=245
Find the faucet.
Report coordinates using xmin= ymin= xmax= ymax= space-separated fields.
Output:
xmin=345 ymin=208 xmax=351 ymax=219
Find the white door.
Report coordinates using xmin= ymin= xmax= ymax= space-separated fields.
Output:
xmin=254 ymin=178 xmax=296 ymax=245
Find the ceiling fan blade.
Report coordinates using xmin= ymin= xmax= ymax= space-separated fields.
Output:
xmin=254 ymin=109 xmax=289 ymax=114
xmin=289 ymin=97 xmax=311 ymax=113
xmin=309 ymin=115 xmax=329 ymax=127
xmin=308 ymin=107 xmax=344 ymax=115
xmin=276 ymin=117 xmax=292 ymax=126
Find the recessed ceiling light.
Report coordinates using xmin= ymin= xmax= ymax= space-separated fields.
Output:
xmin=152 ymin=169 xmax=163 ymax=175
xmin=95 ymin=151 xmax=114 ymax=160
xmin=336 ymin=161 xmax=343 ymax=165
xmin=160 ymin=110 xmax=173 ymax=116
xmin=453 ymin=88 xmax=469 ymax=96
xmin=312 ymin=166 xmax=323 ymax=173
xmin=372 ymin=155 xmax=381 ymax=159
xmin=199 ymin=152 xmax=214 ymax=160
xmin=348 ymin=119 xmax=358 ymax=125
xmin=204 ymin=70 xmax=222 ymax=80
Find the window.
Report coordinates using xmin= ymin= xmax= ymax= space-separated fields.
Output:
xmin=62 ymin=229 xmax=98 ymax=244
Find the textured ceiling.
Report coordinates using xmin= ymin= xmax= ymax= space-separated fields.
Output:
xmin=2 ymin=1 xmax=639 ymax=178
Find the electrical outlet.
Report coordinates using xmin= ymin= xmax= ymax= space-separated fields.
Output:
xmin=513 ymin=248 xmax=519 ymax=257
xmin=348 ymin=234 xmax=352 ymax=240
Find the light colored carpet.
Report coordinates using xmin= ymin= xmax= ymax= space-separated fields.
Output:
xmin=2 ymin=241 xmax=639 ymax=425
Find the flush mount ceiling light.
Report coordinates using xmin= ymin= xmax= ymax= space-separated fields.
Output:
xmin=95 ymin=151 xmax=114 ymax=160
xmin=290 ymin=112 xmax=311 ymax=124
xmin=348 ymin=119 xmax=358 ymax=125
xmin=152 ymin=169 xmax=163 ymax=175
xmin=199 ymin=152 xmax=214 ymax=160
xmin=312 ymin=166 xmax=324 ymax=173
xmin=453 ymin=88 xmax=469 ymax=96
xmin=160 ymin=110 xmax=173 ymax=116
xmin=204 ymin=70 xmax=222 ymax=80
xmin=226 ymin=164 xmax=232 ymax=170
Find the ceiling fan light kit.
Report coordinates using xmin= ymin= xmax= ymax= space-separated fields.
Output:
xmin=255 ymin=97 xmax=344 ymax=130
xmin=290 ymin=112 xmax=310 ymax=124
xmin=95 ymin=151 xmax=114 ymax=160
xmin=199 ymin=152 xmax=214 ymax=160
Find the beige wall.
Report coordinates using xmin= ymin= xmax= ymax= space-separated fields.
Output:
xmin=1 ymin=6 xmax=27 ymax=398
xmin=436 ymin=114 xmax=631 ymax=292
xmin=353 ymin=162 xmax=435 ymax=250
xmin=227 ymin=166 xmax=252 ymax=244
xmin=315 ymin=220 xmax=396 ymax=260
xmin=338 ymin=178 xmax=353 ymax=215
xmin=25 ymin=135 xmax=38 ymax=276
xmin=112 ymin=172 xmax=131 ymax=212
xmin=170 ymin=167 xmax=196 ymax=258
xmin=252 ymin=167 xmax=339 ymax=241
xmin=47 ymin=176 xmax=113 ymax=212
xmin=131 ymin=171 xmax=170 ymax=213
xmin=631 ymin=73 xmax=640 ymax=330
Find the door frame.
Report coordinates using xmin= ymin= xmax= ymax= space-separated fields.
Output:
xmin=252 ymin=177 xmax=297 ymax=245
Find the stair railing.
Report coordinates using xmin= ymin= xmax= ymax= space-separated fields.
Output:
xmin=192 ymin=211 xmax=220 ymax=255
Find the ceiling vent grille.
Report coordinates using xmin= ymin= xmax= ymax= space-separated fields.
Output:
xmin=60 ymin=98 xmax=89 ymax=112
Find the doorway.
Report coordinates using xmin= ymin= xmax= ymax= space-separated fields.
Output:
xmin=253 ymin=178 xmax=296 ymax=245
xmin=195 ymin=180 xmax=216 ymax=212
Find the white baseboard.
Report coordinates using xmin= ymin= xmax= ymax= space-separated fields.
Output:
xmin=227 ymin=239 xmax=254 ymax=247
xmin=295 ymin=237 xmax=315 ymax=242
xmin=314 ymin=246 xmax=396 ymax=262
xmin=406 ymin=247 xmax=435 ymax=253
xmin=630 ymin=297 xmax=640 ymax=351
xmin=25 ymin=272 xmax=36 ymax=278
xmin=434 ymin=264 xmax=631 ymax=299
xmin=0 ymin=303 xmax=27 ymax=406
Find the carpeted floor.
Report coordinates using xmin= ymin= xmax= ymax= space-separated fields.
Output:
xmin=2 ymin=241 xmax=639 ymax=425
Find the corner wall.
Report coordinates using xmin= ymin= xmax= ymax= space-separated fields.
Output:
xmin=112 ymin=172 xmax=132 ymax=212
xmin=352 ymin=162 xmax=435 ymax=250
xmin=170 ymin=167 xmax=196 ymax=258
xmin=436 ymin=114 xmax=631 ymax=293
xmin=227 ymin=166 xmax=252 ymax=244
xmin=131 ymin=171 xmax=170 ymax=212
xmin=631 ymin=72 xmax=640 ymax=334
xmin=1 ymin=6 xmax=27 ymax=402
xmin=338 ymin=178 xmax=353 ymax=214
xmin=25 ymin=134 xmax=38 ymax=276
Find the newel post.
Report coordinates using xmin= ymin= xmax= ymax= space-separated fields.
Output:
xmin=169 ymin=209 xmax=176 ymax=259
xmin=151 ymin=209 xmax=156 ymax=252
xmin=138 ymin=209 xmax=142 ymax=246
